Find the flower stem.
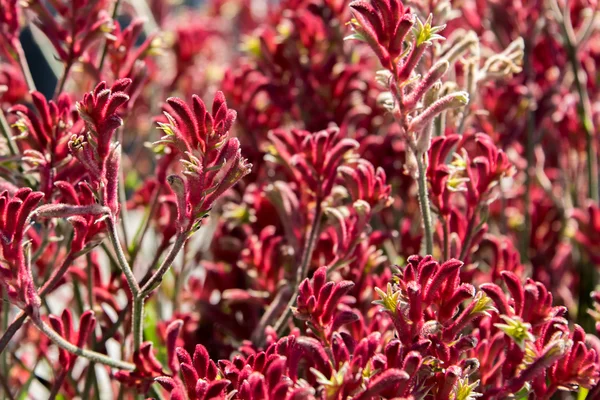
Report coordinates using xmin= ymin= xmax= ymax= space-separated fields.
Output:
xmin=106 ymin=218 xmax=140 ymax=297
xmin=132 ymin=297 xmax=144 ymax=351
xmin=0 ymin=108 xmax=18 ymax=157
xmin=550 ymin=0 xmax=598 ymax=203
xmin=416 ymin=152 xmax=434 ymax=255
xmin=139 ymin=233 xmax=187 ymax=297
xmin=127 ymin=233 xmax=187 ymax=351
xmin=129 ymin=185 xmax=162 ymax=266
xmin=272 ymin=201 xmax=323 ymax=337
xmin=54 ymin=61 xmax=73 ymax=99
xmin=0 ymin=253 xmax=76 ymax=354
xmin=33 ymin=318 xmax=135 ymax=371
xmin=14 ymin=41 xmax=36 ymax=92
xmin=0 ymin=313 xmax=26 ymax=354
xmin=107 ymin=217 xmax=145 ymax=351
xmin=97 ymin=0 xmax=122 ymax=73
xmin=566 ymin=40 xmax=598 ymax=203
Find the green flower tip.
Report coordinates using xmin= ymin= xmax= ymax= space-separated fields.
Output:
xmin=413 ymin=14 xmax=446 ymax=47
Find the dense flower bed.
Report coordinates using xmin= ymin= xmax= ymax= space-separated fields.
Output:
xmin=1 ymin=0 xmax=600 ymax=398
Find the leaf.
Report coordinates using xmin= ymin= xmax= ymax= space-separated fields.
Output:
xmin=344 ymin=33 xmax=367 ymax=42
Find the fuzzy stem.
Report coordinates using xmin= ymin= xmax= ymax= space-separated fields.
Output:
xmin=33 ymin=318 xmax=135 ymax=371
xmin=97 ymin=0 xmax=122 ymax=73
xmin=129 ymin=185 xmax=162 ymax=266
xmin=130 ymin=233 xmax=187 ymax=351
xmin=106 ymin=217 xmax=144 ymax=351
xmin=1 ymin=288 xmax=9 ymax=373
xmin=549 ymin=0 xmax=599 ymax=202
xmin=0 ymin=108 xmax=18 ymax=156
xmin=139 ymin=233 xmax=187 ymax=296
xmin=416 ymin=153 xmax=434 ymax=255
xmin=132 ymin=297 xmax=144 ymax=351
xmin=273 ymin=201 xmax=323 ymax=336
xmin=54 ymin=61 xmax=73 ymax=99
xmin=441 ymin=215 xmax=450 ymax=261
xmin=14 ymin=41 xmax=36 ymax=92
xmin=459 ymin=210 xmax=478 ymax=261
xmin=521 ymin=35 xmax=535 ymax=264
xmin=251 ymin=285 xmax=292 ymax=346
xmin=564 ymin=40 xmax=598 ymax=202
xmin=83 ymin=253 xmax=98 ymax=398
xmin=0 ymin=313 xmax=26 ymax=354
xmin=48 ymin=370 xmax=68 ymax=400
xmin=0 ymin=371 xmax=14 ymax=400
xmin=106 ymin=218 xmax=140 ymax=296
xmin=0 ymin=253 xmax=76 ymax=354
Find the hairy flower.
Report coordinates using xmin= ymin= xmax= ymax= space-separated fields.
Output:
xmin=155 ymin=92 xmax=252 ymax=233
xmin=0 ymin=188 xmax=44 ymax=310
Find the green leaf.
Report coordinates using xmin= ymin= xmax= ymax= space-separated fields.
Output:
xmin=344 ymin=32 xmax=366 ymax=42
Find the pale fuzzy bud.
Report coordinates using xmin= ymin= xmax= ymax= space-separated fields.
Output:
xmin=403 ymin=61 xmax=449 ymax=110
xmin=377 ymin=91 xmax=395 ymax=112
xmin=33 ymin=203 xmax=110 ymax=219
xmin=409 ymin=91 xmax=469 ymax=134
xmin=375 ymin=70 xmax=394 ymax=89
xmin=442 ymin=30 xmax=479 ymax=64
xmin=433 ymin=0 xmax=461 ymax=25
xmin=464 ymin=59 xmax=478 ymax=99
xmin=424 ymin=81 xmax=441 ymax=108
xmin=478 ymin=37 xmax=524 ymax=83
xmin=415 ymin=125 xmax=433 ymax=154
xmin=404 ymin=147 xmax=418 ymax=179
xmin=167 ymin=174 xmax=189 ymax=231
xmin=104 ymin=143 xmax=121 ymax=216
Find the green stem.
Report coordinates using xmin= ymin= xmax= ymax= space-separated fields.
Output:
xmin=416 ymin=153 xmax=434 ymax=255
xmin=521 ymin=37 xmax=535 ymax=263
xmin=0 ymin=253 xmax=76 ymax=354
xmin=129 ymin=185 xmax=161 ymax=266
xmin=272 ymin=201 xmax=323 ymax=337
xmin=106 ymin=218 xmax=140 ymax=297
xmin=1 ymin=288 xmax=9 ymax=373
xmin=83 ymin=253 xmax=98 ymax=398
xmin=128 ymin=233 xmax=187 ymax=351
xmin=106 ymin=217 xmax=144 ymax=351
xmin=132 ymin=297 xmax=144 ymax=351
xmin=553 ymin=0 xmax=598 ymax=202
xmin=33 ymin=318 xmax=135 ymax=370
xmin=97 ymin=0 xmax=122 ymax=73
xmin=14 ymin=41 xmax=36 ymax=92
xmin=139 ymin=234 xmax=187 ymax=296
xmin=0 ymin=108 xmax=18 ymax=157
xmin=459 ymin=210 xmax=478 ymax=261
xmin=54 ymin=61 xmax=73 ymax=99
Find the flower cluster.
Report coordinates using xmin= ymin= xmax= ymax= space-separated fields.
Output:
xmin=1 ymin=0 xmax=600 ymax=398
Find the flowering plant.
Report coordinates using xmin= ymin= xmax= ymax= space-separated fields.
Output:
xmin=1 ymin=0 xmax=600 ymax=398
